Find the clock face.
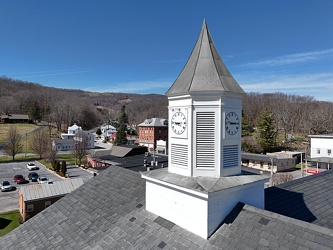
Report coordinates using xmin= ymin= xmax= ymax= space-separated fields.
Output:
xmin=225 ymin=112 xmax=240 ymax=135
xmin=171 ymin=111 xmax=187 ymax=135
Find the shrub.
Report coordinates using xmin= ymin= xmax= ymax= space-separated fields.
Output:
xmin=61 ymin=161 xmax=67 ymax=175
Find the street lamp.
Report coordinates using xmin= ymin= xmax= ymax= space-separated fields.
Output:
xmin=25 ymin=131 xmax=27 ymax=158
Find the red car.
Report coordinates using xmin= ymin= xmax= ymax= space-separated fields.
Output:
xmin=14 ymin=174 xmax=26 ymax=184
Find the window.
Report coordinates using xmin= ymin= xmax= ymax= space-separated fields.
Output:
xmin=328 ymin=149 xmax=332 ymax=155
xmin=45 ymin=201 xmax=51 ymax=208
xmin=317 ymin=149 xmax=321 ymax=154
xmin=27 ymin=204 xmax=34 ymax=212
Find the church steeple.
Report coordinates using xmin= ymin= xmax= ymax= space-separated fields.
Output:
xmin=166 ymin=19 xmax=244 ymax=97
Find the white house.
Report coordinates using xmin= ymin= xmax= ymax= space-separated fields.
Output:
xmin=61 ymin=123 xmax=82 ymax=139
xmin=100 ymin=124 xmax=117 ymax=141
xmin=53 ymin=124 xmax=95 ymax=151
xmin=307 ymin=134 xmax=333 ymax=174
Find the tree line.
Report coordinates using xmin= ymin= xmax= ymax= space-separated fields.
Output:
xmin=1 ymin=77 xmax=333 ymax=153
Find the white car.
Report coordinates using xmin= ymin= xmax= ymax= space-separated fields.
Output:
xmin=27 ymin=162 xmax=39 ymax=171
xmin=1 ymin=181 xmax=13 ymax=192
xmin=38 ymin=177 xmax=52 ymax=184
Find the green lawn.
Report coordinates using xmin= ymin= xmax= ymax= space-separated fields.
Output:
xmin=0 ymin=210 xmax=21 ymax=237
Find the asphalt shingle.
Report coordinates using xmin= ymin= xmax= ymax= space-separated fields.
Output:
xmin=2 ymin=165 xmax=333 ymax=249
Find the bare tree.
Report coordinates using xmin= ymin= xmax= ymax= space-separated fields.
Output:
xmin=44 ymin=147 xmax=58 ymax=165
xmin=72 ymin=131 xmax=88 ymax=166
xmin=4 ymin=125 xmax=23 ymax=160
xmin=272 ymin=173 xmax=294 ymax=186
xmin=30 ymin=129 xmax=50 ymax=159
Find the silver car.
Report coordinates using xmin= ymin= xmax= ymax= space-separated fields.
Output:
xmin=1 ymin=181 xmax=13 ymax=192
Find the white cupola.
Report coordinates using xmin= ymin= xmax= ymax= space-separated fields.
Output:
xmin=141 ymin=20 xmax=268 ymax=239
xmin=166 ymin=19 xmax=244 ymax=178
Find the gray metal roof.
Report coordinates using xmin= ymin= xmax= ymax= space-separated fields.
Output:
xmin=138 ymin=117 xmax=168 ymax=127
xmin=20 ymin=178 xmax=84 ymax=202
xmin=2 ymin=166 xmax=333 ymax=249
xmin=142 ymin=168 xmax=268 ymax=194
xmin=166 ymin=19 xmax=244 ymax=97
xmin=242 ymin=152 xmax=290 ymax=161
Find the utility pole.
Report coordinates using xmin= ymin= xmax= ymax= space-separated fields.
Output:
xmin=270 ymin=157 xmax=274 ymax=187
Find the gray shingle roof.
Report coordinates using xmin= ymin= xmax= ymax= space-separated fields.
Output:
xmin=166 ymin=19 xmax=244 ymax=97
xmin=2 ymin=166 xmax=333 ymax=249
xmin=265 ymin=169 xmax=333 ymax=228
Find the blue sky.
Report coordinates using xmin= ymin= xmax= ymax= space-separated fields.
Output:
xmin=1 ymin=1 xmax=332 ymax=101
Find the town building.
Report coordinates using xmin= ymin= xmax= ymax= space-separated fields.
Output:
xmin=18 ymin=179 xmax=83 ymax=221
xmin=53 ymin=124 xmax=95 ymax=151
xmin=0 ymin=114 xmax=30 ymax=123
xmin=267 ymin=150 xmax=305 ymax=164
xmin=100 ymin=124 xmax=117 ymax=141
xmin=137 ymin=118 xmax=168 ymax=152
xmin=241 ymin=152 xmax=295 ymax=172
xmin=306 ymin=134 xmax=333 ymax=174
xmin=60 ymin=123 xmax=82 ymax=139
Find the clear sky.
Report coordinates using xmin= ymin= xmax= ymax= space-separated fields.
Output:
xmin=1 ymin=1 xmax=332 ymax=101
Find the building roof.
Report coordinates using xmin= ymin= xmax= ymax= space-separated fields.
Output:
xmin=138 ymin=117 xmax=168 ymax=127
xmin=265 ymin=169 xmax=333 ymax=228
xmin=20 ymin=178 xmax=84 ymax=202
xmin=308 ymin=134 xmax=333 ymax=138
xmin=2 ymin=166 xmax=333 ymax=249
xmin=305 ymin=157 xmax=333 ymax=163
xmin=0 ymin=114 xmax=29 ymax=120
xmin=166 ymin=20 xmax=244 ymax=97
xmin=142 ymin=168 xmax=268 ymax=195
xmin=53 ymin=138 xmax=75 ymax=144
xmin=241 ymin=152 xmax=290 ymax=161
xmin=68 ymin=123 xmax=81 ymax=131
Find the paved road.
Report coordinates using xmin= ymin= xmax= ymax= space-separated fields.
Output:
xmin=0 ymin=161 xmax=94 ymax=213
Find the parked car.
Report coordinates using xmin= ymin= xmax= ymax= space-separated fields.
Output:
xmin=1 ymin=181 xmax=13 ymax=192
xmin=14 ymin=175 xmax=27 ymax=184
xmin=38 ymin=177 xmax=51 ymax=184
xmin=27 ymin=162 xmax=39 ymax=171
xmin=28 ymin=172 xmax=39 ymax=182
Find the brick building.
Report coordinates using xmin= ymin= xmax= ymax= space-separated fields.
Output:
xmin=19 ymin=179 xmax=84 ymax=221
xmin=138 ymin=118 xmax=168 ymax=152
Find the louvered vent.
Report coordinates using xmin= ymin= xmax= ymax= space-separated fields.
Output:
xmin=223 ymin=145 xmax=238 ymax=168
xmin=196 ymin=112 xmax=215 ymax=168
xmin=171 ymin=144 xmax=188 ymax=167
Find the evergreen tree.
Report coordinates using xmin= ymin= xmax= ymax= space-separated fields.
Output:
xmin=257 ymin=110 xmax=276 ymax=153
xmin=242 ymin=112 xmax=253 ymax=136
xmin=29 ymin=101 xmax=42 ymax=122
xmin=114 ymin=106 xmax=128 ymax=145
xmin=96 ymin=128 xmax=102 ymax=137
xmin=61 ymin=161 xmax=67 ymax=175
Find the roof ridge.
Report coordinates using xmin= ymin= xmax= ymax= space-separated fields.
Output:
xmin=243 ymin=203 xmax=333 ymax=237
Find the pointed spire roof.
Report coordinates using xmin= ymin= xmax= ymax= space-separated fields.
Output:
xmin=166 ymin=20 xmax=244 ymax=97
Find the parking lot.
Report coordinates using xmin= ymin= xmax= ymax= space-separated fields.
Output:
xmin=0 ymin=161 xmax=94 ymax=213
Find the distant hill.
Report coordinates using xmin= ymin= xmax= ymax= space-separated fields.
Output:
xmin=0 ymin=77 xmax=168 ymax=127
xmin=1 ymin=76 xmax=333 ymax=154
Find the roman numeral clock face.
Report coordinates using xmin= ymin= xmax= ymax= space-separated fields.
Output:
xmin=225 ymin=112 xmax=240 ymax=135
xmin=171 ymin=111 xmax=187 ymax=135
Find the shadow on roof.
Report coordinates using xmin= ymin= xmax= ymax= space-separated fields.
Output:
xmin=265 ymin=187 xmax=316 ymax=223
